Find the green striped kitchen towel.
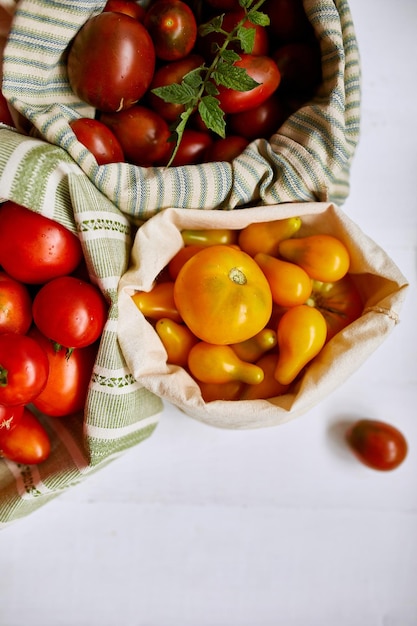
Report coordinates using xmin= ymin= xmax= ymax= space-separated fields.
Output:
xmin=2 ymin=0 xmax=361 ymax=221
xmin=0 ymin=128 xmax=163 ymax=527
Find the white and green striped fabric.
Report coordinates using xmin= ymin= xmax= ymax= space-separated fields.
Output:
xmin=0 ymin=0 xmax=360 ymax=525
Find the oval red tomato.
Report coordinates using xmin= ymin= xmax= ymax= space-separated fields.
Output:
xmin=67 ymin=11 xmax=155 ymax=112
xmin=346 ymin=419 xmax=408 ymax=471
xmin=0 ymin=201 xmax=83 ymax=284
xmin=216 ymin=54 xmax=281 ymax=114
xmin=204 ymin=135 xmax=249 ymax=162
xmin=29 ymin=327 xmax=98 ymax=417
xmin=161 ymin=128 xmax=213 ymax=166
xmin=0 ymin=333 xmax=49 ymax=406
xmin=103 ymin=0 xmax=146 ymax=21
xmin=0 ymin=271 xmax=33 ymax=335
xmin=0 ymin=403 xmax=24 ymax=431
xmin=144 ymin=0 xmax=198 ymax=61
xmin=70 ymin=117 xmax=125 ymax=165
xmin=33 ymin=276 xmax=108 ymax=350
xmin=0 ymin=407 xmax=51 ymax=465
xmin=227 ymin=93 xmax=288 ymax=140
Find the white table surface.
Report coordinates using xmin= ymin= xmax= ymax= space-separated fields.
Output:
xmin=1 ymin=1 xmax=417 ymax=625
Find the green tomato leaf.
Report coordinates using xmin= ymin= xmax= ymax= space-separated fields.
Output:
xmin=151 ymin=82 xmax=196 ymax=106
xmin=237 ymin=25 xmax=256 ymax=54
xmin=220 ymin=48 xmax=241 ymax=63
xmin=246 ymin=9 xmax=270 ymax=27
xmin=198 ymin=96 xmax=226 ymax=138
xmin=198 ymin=14 xmax=224 ymax=37
xmin=213 ymin=62 xmax=260 ymax=91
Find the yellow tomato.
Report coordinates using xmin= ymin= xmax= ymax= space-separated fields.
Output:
xmin=254 ymin=252 xmax=312 ymax=307
xmin=238 ymin=217 xmax=302 ymax=257
xmin=278 ymin=234 xmax=350 ymax=282
xmin=131 ymin=281 xmax=182 ymax=322
xmin=155 ymin=318 xmax=199 ymax=367
xmin=181 ymin=228 xmax=238 ymax=247
xmin=188 ymin=342 xmax=264 ymax=385
xmin=174 ymin=245 xmax=273 ymax=345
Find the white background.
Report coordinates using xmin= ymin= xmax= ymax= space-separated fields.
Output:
xmin=1 ymin=1 xmax=417 ymax=624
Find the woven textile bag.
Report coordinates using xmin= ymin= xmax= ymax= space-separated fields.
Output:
xmin=118 ymin=202 xmax=408 ymax=429
xmin=1 ymin=0 xmax=361 ymax=218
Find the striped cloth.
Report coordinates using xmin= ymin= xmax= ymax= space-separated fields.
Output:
xmin=0 ymin=0 xmax=361 ymax=525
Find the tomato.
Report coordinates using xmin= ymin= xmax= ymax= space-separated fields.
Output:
xmin=167 ymin=245 xmax=202 ymax=280
xmin=240 ymin=353 xmax=290 ymax=400
xmin=181 ymin=228 xmax=238 ymax=247
xmin=0 ymin=89 xmax=15 ymax=126
xmin=306 ymin=275 xmax=363 ymax=341
xmin=0 ymin=271 xmax=33 ymax=335
xmin=155 ymin=317 xmax=198 ymax=367
xmin=254 ymin=253 xmax=312 ymax=307
xmin=274 ymin=304 xmax=327 ymax=385
xmin=272 ymin=41 xmax=322 ymax=95
xmin=33 ymin=276 xmax=108 ymax=350
xmin=173 ymin=245 xmax=273 ymax=344
xmin=0 ymin=403 xmax=24 ymax=431
xmin=230 ymin=328 xmax=277 ymax=363
xmin=238 ymin=216 xmax=302 ymax=257
xmin=103 ymin=0 xmax=146 ymax=21
xmin=263 ymin=0 xmax=313 ymax=44
xmin=204 ymin=135 xmax=249 ymax=162
xmin=100 ymin=105 xmax=171 ymax=166
xmin=227 ymin=93 xmax=288 ymax=141
xmin=197 ymin=379 xmax=244 ymax=402
xmin=188 ymin=342 xmax=264 ymax=385
xmin=144 ymin=0 xmax=198 ymax=61
xmin=28 ymin=327 xmax=98 ymax=417
xmin=0 ymin=406 xmax=51 ymax=465
xmin=70 ymin=118 xmax=125 ymax=165
xmin=0 ymin=201 xmax=83 ymax=284
xmin=199 ymin=8 xmax=269 ymax=59
xmin=147 ymin=54 xmax=204 ymax=122
xmin=67 ymin=11 xmax=155 ymax=112
xmin=278 ymin=234 xmax=350 ymax=283
xmin=132 ymin=281 xmax=182 ymax=322
xmin=160 ymin=128 xmax=213 ymax=166
xmin=216 ymin=54 xmax=281 ymax=114
xmin=346 ymin=419 xmax=408 ymax=471
xmin=0 ymin=333 xmax=49 ymax=406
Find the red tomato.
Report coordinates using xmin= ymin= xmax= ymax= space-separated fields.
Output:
xmin=67 ymin=11 xmax=155 ymax=112
xmin=32 ymin=276 xmax=108 ymax=349
xmin=272 ymin=41 xmax=322 ymax=95
xmin=103 ymin=0 xmax=146 ymax=21
xmin=227 ymin=93 xmax=288 ymax=140
xmin=0 ymin=333 xmax=49 ymax=406
xmin=204 ymin=135 xmax=248 ymax=162
xmin=0 ymin=403 xmax=24 ymax=431
xmin=70 ymin=117 xmax=125 ymax=165
xmin=0 ymin=271 xmax=33 ymax=335
xmin=100 ymin=105 xmax=171 ymax=166
xmin=29 ymin=327 xmax=98 ymax=417
xmin=0 ymin=90 xmax=15 ymax=126
xmin=264 ymin=0 xmax=313 ymax=44
xmin=144 ymin=0 xmax=197 ymax=61
xmin=0 ymin=406 xmax=51 ymax=465
xmin=346 ymin=419 xmax=408 ymax=471
xmin=0 ymin=201 xmax=83 ymax=284
xmin=160 ymin=128 xmax=213 ymax=166
xmin=147 ymin=54 xmax=204 ymax=122
xmin=216 ymin=54 xmax=281 ymax=114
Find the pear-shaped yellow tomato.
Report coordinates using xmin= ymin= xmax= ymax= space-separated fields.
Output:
xmin=254 ymin=252 xmax=312 ymax=307
xmin=155 ymin=318 xmax=199 ymax=367
xmin=230 ymin=328 xmax=277 ymax=363
xmin=188 ymin=342 xmax=264 ymax=385
xmin=181 ymin=228 xmax=238 ymax=247
xmin=278 ymin=234 xmax=350 ymax=282
xmin=174 ymin=245 xmax=273 ymax=345
xmin=238 ymin=216 xmax=302 ymax=257
xmin=131 ymin=281 xmax=181 ymax=322
xmin=240 ymin=353 xmax=290 ymax=400
xmin=274 ymin=304 xmax=327 ymax=385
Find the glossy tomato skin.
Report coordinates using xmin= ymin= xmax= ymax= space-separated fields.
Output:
xmin=227 ymin=93 xmax=288 ymax=140
xmin=346 ymin=420 xmax=408 ymax=471
xmin=33 ymin=276 xmax=108 ymax=349
xmin=0 ymin=333 xmax=49 ymax=406
xmin=216 ymin=54 xmax=281 ymax=114
xmin=0 ymin=90 xmax=15 ymax=126
xmin=160 ymin=128 xmax=213 ymax=166
xmin=67 ymin=11 xmax=155 ymax=112
xmin=0 ymin=201 xmax=83 ymax=284
xmin=29 ymin=327 xmax=98 ymax=417
xmin=144 ymin=0 xmax=198 ymax=61
xmin=147 ymin=54 xmax=204 ymax=122
xmin=103 ymin=0 xmax=146 ymax=21
xmin=0 ymin=271 xmax=33 ymax=335
xmin=0 ymin=406 xmax=51 ymax=465
xmin=100 ymin=105 xmax=171 ymax=166
xmin=70 ymin=117 xmax=125 ymax=165
xmin=204 ymin=135 xmax=249 ymax=162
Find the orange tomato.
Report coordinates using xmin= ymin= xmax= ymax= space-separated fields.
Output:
xmin=173 ymin=245 xmax=273 ymax=344
xmin=188 ymin=342 xmax=264 ymax=385
xmin=181 ymin=228 xmax=238 ymax=247
xmin=240 ymin=353 xmax=290 ymax=400
xmin=197 ymin=380 xmax=244 ymax=402
xmin=254 ymin=252 xmax=312 ymax=307
xmin=238 ymin=216 xmax=302 ymax=257
xmin=231 ymin=327 xmax=277 ymax=362
xmin=132 ymin=282 xmax=182 ymax=322
xmin=278 ymin=234 xmax=350 ymax=282
xmin=155 ymin=318 xmax=199 ymax=367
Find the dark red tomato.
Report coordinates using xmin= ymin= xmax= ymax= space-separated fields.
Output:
xmin=32 ymin=276 xmax=108 ymax=349
xmin=100 ymin=105 xmax=171 ymax=166
xmin=147 ymin=54 xmax=204 ymax=122
xmin=0 ymin=403 xmax=24 ymax=431
xmin=161 ymin=129 xmax=213 ymax=166
xmin=29 ymin=327 xmax=98 ymax=417
xmin=0 ymin=201 xmax=83 ymax=284
xmin=272 ymin=41 xmax=322 ymax=95
xmin=264 ymin=0 xmax=313 ymax=44
xmin=103 ymin=0 xmax=146 ymax=21
xmin=216 ymin=54 xmax=281 ymax=114
xmin=0 ymin=407 xmax=51 ymax=465
xmin=0 ymin=90 xmax=15 ymax=126
xmin=67 ymin=11 xmax=155 ymax=112
xmin=204 ymin=135 xmax=248 ymax=162
xmin=144 ymin=0 xmax=197 ymax=61
xmin=199 ymin=8 xmax=269 ymax=60
xmin=227 ymin=93 xmax=288 ymax=140
xmin=0 ymin=333 xmax=49 ymax=406
xmin=70 ymin=117 xmax=125 ymax=165
xmin=0 ymin=271 xmax=33 ymax=335
xmin=346 ymin=419 xmax=408 ymax=471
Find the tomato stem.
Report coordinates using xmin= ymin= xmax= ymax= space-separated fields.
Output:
xmin=229 ymin=267 xmax=247 ymax=285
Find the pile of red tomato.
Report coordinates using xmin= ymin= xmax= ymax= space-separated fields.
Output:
xmin=0 ymin=201 xmax=108 ymax=465
xmin=64 ymin=0 xmax=322 ymax=167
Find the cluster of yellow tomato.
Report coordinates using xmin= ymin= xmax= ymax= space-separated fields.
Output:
xmin=132 ymin=217 xmax=363 ymax=402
